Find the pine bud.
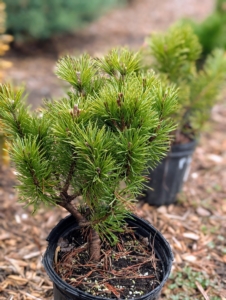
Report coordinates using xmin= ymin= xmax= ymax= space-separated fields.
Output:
xmin=119 ymin=92 xmax=124 ymax=100
xmin=121 ymin=63 xmax=127 ymax=73
xmin=70 ymin=104 xmax=80 ymax=117
xmin=117 ymin=97 xmax=121 ymax=107
xmin=76 ymin=71 xmax=81 ymax=83
xmin=117 ymin=92 xmax=124 ymax=107
xmin=142 ymin=78 xmax=146 ymax=89
xmin=104 ymin=102 xmax=109 ymax=110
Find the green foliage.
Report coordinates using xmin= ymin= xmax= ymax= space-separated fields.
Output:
xmin=5 ymin=0 xmax=123 ymax=41
xmin=147 ymin=24 xmax=226 ymax=141
xmin=188 ymin=49 xmax=226 ymax=131
xmin=216 ymin=0 xmax=226 ymax=13
xmin=0 ymin=48 xmax=178 ymax=244
xmin=185 ymin=14 xmax=226 ymax=57
xmin=164 ymin=266 xmax=222 ymax=300
xmin=182 ymin=0 xmax=226 ymax=57
xmin=96 ymin=48 xmax=141 ymax=76
xmin=150 ymin=24 xmax=201 ymax=82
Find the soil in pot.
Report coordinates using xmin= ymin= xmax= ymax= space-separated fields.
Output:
xmin=43 ymin=215 xmax=173 ymax=300
xmin=55 ymin=228 xmax=162 ymax=299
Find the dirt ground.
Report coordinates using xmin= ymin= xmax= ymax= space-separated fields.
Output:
xmin=1 ymin=0 xmax=226 ymax=299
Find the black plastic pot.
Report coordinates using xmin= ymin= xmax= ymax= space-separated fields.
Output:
xmin=142 ymin=140 xmax=196 ymax=206
xmin=43 ymin=214 xmax=173 ymax=300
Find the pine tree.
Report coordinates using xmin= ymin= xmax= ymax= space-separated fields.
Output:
xmin=147 ymin=23 xmax=226 ymax=142
xmin=0 ymin=49 xmax=177 ymax=261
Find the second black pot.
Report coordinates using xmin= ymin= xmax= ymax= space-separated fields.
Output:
xmin=141 ymin=140 xmax=196 ymax=206
xmin=43 ymin=214 xmax=173 ymax=300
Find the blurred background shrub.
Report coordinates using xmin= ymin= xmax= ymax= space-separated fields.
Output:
xmin=146 ymin=23 xmax=226 ymax=141
xmin=183 ymin=0 xmax=226 ymax=58
xmin=0 ymin=0 xmax=12 ymax=79
xmin=4 ymin=0 xmax=124 ymax=42
xmin=0 ymin=0 xmax=12 ymax=167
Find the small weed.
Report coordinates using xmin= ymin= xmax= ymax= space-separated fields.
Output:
xmin=207 ymin=241 xmax=215 ymax=249
xmin=200 ymin=224 xmax=219 ymax=235
xmin=168 ymin=295 xmax=191 ymax=300
xmin=201 ymin=225 xmax=208 ymax=235
xmin=221 ymin=247 xmax=226 ymax=254
xmin=163 ymin=265 xmax=221 ymax=299
xmin=210 ymin=226 xmax=220 ymax=234
xmin=217 ymin=235 xmax=224 ymax=241
xmin=213 ymin=184 xmax=222 ymax=192
xmin=207 ymin=187 xmax=213 ymax=194
xmin=176 ymin=192 xmax=188 ymax=205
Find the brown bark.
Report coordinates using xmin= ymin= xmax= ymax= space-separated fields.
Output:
xmin=89 ymin=228 xmax=101 ymax=262
xmin=62 ymin=161 xmax=76 ymax=194
xmin=58 ymin=199 xmax=88 ymax=225
xmin=58 ymin=196 xmax=101 ymax=262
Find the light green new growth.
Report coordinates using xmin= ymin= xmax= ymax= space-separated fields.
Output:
xmin=150 ymin=24 xmax=202 ymax=83
xmin=148 ymin=24 xmax=226 ymax=141
xmin=0 ymin=49 xmax=178 ymax=259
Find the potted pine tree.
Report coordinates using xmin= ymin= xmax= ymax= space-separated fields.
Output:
xmin=141 ymin=24 xmax=226 ymax=206
xmin=0 ymin=49 xmax=176 ymax=300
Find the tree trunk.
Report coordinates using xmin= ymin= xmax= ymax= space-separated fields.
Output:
xmin=58 ymin=199 xmax=101 ymax=262
xmin=59 ymin=200 xmax=87 ymax=224
xmin=89 ymin=228 xmax=101 ymax=262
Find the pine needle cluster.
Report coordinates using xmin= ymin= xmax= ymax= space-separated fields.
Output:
xmin=147 ymin=24 xmax=226 ymax=141
xmin=0 ymin=49 xmax=177 ymax=247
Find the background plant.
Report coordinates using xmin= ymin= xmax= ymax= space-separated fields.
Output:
xmin=163 ymin=266 xmax=222 ymax=300
xmin=146 ymin=23 xmax=226 ymax=142
xmin=182 ymin=0 xmax=226 ymax=58
xmin=0 ymin=0 xmax=12 ymax=167
xmin=4 ymin=0 xmax=124 ymax=42
xmin=0 ymin=48 xmax=177 ymax=261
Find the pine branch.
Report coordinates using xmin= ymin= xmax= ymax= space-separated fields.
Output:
xmin=148 ymin=23 xmax=201 ymax=83
xmin=0 ymin=85 xmax=31 ymax=139
xmin=12 ymin=110 xmax=24 ymax=138
xmin=25 ymin=156 xmax=40 ymax=188
xmin=62 ymin=159 xmax=76 ymax=194
xmin=57 ymin=198 xmax=88 ymax=225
